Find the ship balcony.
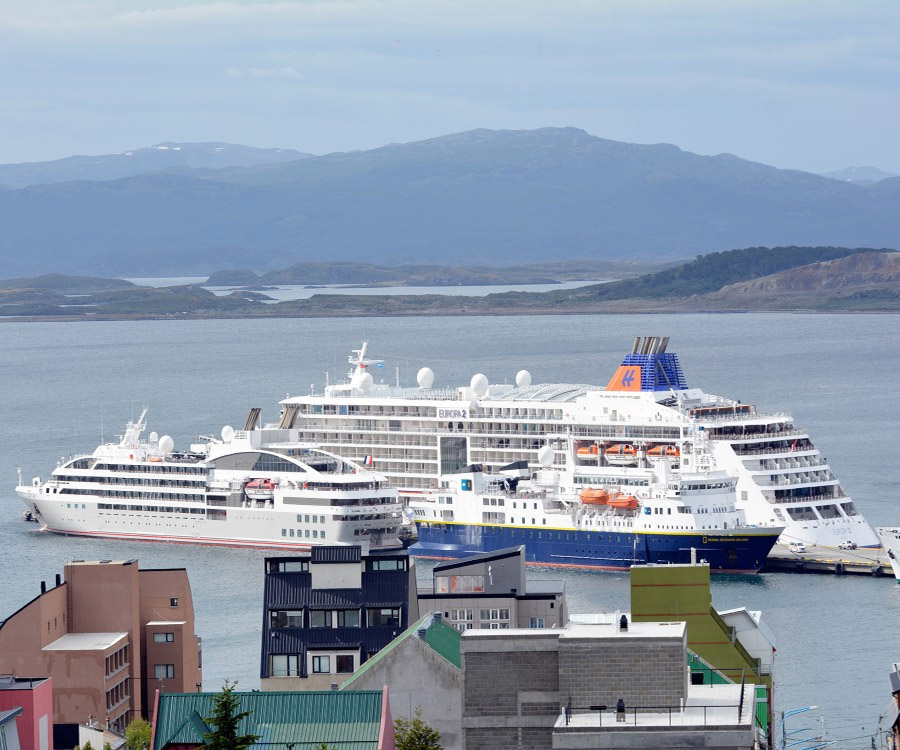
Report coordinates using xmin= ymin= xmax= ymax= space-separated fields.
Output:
xmin=731 ymin=444 xmax=815 ymax=457
xmin=708 ymin=428 xmax=807 ymax=442
xmin=753 ymin=474 xmax=836 ymax=487
xmin=765 ymin=489 xmax=848 ymax=504
xmin=746 ymin=456 xmax=827 ymax=471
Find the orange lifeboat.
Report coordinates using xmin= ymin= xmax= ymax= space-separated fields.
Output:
xmin=604 ymin=444 xmax=637 ymax=466
xmin=608 ymin=493 xmax=639 ymax=510
xmin=580 ymin=488 xmax=610 ymax=505
xmin=576 ymin=444 xmax=601 ymax=457
xmin=647 ymin=445 xmax=680 ymax=459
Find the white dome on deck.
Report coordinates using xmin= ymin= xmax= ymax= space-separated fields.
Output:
xmin=470 ymin=373 xmax=489 ymax=397
xmin=417 ymin=367 xmax=435 ymax=389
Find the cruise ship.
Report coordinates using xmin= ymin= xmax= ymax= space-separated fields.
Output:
xmin=248 ymin=337 xmax=878 ymax=549
xmin=407 ymin=455 xmax=782 ymax=572
xmin=16 ymin=409 xmax=403 ymax=551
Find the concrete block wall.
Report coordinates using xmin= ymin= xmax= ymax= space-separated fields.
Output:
xmin=557 ymin=637 xmax=687 ymax=710
xmin=462 ymin=632 xmax=562 ymax=750
xmin=464 ymin=649 xmax=559 ymax=716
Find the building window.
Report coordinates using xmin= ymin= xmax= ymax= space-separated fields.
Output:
xmin=450 ymin=609 xmax=474 ymax=622
xmin=170 ymin=598 xmax=178 ymax=607
xmin=336 ymin=655 xmax=354 ymax=673
xmin=530 ymin=617 xmax=545 ymax=628
xmin=368 ymin=558 xmax=407 ymax=572
xmin=479 ymin=609 xmax=510 ymax=623
xmin=154 ymin=664 xmax=175 ymax=679
xmin=270 ymin=610 xmax=304 ymax=628
xmin=153 ymin=632 xmax=175 ymax=643
xmin=337 ymin=609 xmax=360 ymax=628
xmin=312 ymin=655 xmax=331 ymax=674
xmin=366 ymin=608 xmax=401 ymax=627
xmin=435 ymin=575 xmax=484 ymax=594
xmin=272 ymin=560 xmax=308 ymax=573
xmin=309 ymin=610 xmax=332 ymax=628
xmin=271 ymin=654 xmax=299 ymax=677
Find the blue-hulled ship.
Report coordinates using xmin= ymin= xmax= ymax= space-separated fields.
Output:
xmin=407 ymin=452 xmax=782 ymax=573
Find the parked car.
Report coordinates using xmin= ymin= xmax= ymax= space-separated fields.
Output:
xmin=788 ymin=542 xmax=807 ymax=554
xmin=838 ymin=540 xmax=857 ymax=550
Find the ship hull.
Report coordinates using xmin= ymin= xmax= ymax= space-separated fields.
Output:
xmin=409 ymin=521 xmax=779 ymax=573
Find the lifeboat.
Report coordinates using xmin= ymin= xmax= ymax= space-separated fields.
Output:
xmin=580 ymin=488 xmax=610 ymax=505
xmin=647 ymin=445 xmax=680 ymax=459
xmin=148 ymin=456 xmax=163 ymax=463
xmin=245 ymin=478 xmax=277 ymax=499
xmin=604 ymin=444 xmax=637 ymax=466
xmin=608 ymin=493 xmax=639 ymax=510
xmin=576 ymin=444 xmax=601 ymax=457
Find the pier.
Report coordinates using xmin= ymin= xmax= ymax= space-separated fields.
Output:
xmin=763 ymin=543 xmax=893 ymax=576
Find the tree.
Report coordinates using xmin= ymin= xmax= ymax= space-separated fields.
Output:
xmin=202 ymin=681 xmax=260 ymax=750
xmin=394 ymin=708 xmax=442 ymax=750
xmin=104 ymin=743 xmax=113 ymax=750
xmin=126 ymin=718 xmax=152 ymax=750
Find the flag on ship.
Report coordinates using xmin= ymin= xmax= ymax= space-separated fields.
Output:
xmin=364 ymin=455 xmax=374 ymax=466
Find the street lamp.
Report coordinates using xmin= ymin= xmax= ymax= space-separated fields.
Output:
xmin=782 ymin=706 xmax=818 ymax=750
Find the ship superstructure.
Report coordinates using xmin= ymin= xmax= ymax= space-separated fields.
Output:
xmin=17 ymin=409 xmax=402 ymax=551
xmin=250 ymin=338 xmax=877 ymax=549
xmin=407 ymin=455 xmax=782 ymax=572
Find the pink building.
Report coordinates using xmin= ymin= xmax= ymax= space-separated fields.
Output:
xmin=0 ymin=560 xmax=201 ymax=745
xmin=0 ymin=677 xmax=52 ymax=750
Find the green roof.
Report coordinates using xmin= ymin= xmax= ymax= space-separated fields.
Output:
xmin=153 ymin=691 xmax=384 ymax=750
xmin=341 ymin=613 xmax=461 ymax=689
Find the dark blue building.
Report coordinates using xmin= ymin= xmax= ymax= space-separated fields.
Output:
xmin=260 ymin=546 xmax=419 ymax=689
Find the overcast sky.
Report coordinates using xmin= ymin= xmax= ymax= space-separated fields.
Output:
xmin=1 ymin=0 xmax=898 ymax=172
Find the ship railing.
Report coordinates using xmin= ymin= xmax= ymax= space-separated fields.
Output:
xmin=750 ymin=457 xmax=827 ymax=470
xmin=733 ymin=445 xmax=815 ymax=456
xmin=707 ymin=428 xmax=805 ymax=441
xmin=768 ymin=490 xmax=847 ymax=504
xmin=687 ymin=410 xmax=792 ymax=422
xmin=754 ymin=475 xmax=835 ymax=487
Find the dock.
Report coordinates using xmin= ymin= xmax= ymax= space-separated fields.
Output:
xmin=763 ymin=543 xmax=893 ymax=576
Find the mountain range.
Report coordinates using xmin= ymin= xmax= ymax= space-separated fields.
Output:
xmin=0 ymin=128 xmax=898 ymax=278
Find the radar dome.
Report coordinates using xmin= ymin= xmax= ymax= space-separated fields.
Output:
xmin=158 ymin=435 xmax=174 ymax=454
xmin=537 ymin=445 xmax=555 ymax=467
xmin=515 ymin=369 xmax=532 ymax=387
xmin=148 ymin=431 xmax=159 ymax=444
xmin=470 ymin=373 xmax=489 ymax=397
xmin=417 ymin=367 xmax=435 ymax=389
xmin=351 ymin=371 xmax=374 ymax=392
xmin=221 ymin=425 xmax=235 ymax=443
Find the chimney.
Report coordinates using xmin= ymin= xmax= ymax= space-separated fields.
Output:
xmin=40 ymin=581 xmax=46 ymax=594
xmin=55 ymin=574 xmax=62 ymax=587
xmin=433 ymin=613 xmax=442 ymax=623
xmin=417 ymin=628 xmax=428 ymax=640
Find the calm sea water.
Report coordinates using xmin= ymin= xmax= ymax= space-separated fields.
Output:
xmin=2 ymin=314 xmax=898 ymax=748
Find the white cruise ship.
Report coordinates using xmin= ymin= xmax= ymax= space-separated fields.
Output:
xmin=247 ymin=337 xmax=878 ymax=550
xmin=16 ymin=409 xmax=403 ymax=551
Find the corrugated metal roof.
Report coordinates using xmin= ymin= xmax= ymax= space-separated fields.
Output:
xmin=525 ymin=579 xmax=566 ymax=595
xmin=311 ymin=546 xmax=362 ymax=564
xmin=154 ymin=691 xmax=384 ymax=750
